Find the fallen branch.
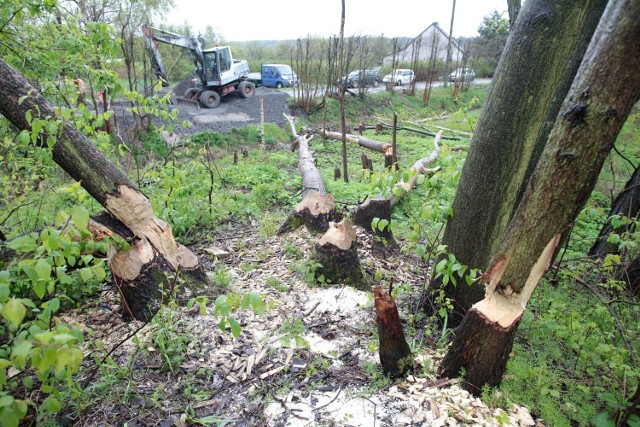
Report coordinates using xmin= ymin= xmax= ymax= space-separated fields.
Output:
xmin=354 ymin=132 xmax=442 ymax=235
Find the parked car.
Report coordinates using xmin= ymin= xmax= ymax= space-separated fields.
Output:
xmin=449 ymin=68 xmax=476 ymax=82
xmin=342 ymin=69 xmax=381 ymax=88
xmin=382 ymin=69 xmax=415 ymax=86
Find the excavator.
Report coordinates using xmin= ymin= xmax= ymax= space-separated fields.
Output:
xmin=141 ymin=24 xmax=255 ymax=108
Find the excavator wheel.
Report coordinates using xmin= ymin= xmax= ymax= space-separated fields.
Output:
xmin=238 ymin=81 xmax=255 ymax=98
xmin=184 ymin=88 xmax=199 ymax=100
xmin=199 ymin=90 xmax=220 ymax=108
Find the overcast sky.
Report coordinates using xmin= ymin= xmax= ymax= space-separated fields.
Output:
xmin=162 ymin=0 xmax=508 ymax=42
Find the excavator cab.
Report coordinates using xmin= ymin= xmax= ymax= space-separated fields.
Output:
xmin=202 ymin=51 xmax=220 ymax=82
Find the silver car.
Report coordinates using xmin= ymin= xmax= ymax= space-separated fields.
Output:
xmin=449 ymin=68 xmax=476 ymax=82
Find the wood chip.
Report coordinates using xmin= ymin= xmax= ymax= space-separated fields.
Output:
xmin=259 ymin=365 xmax=285 ymax=379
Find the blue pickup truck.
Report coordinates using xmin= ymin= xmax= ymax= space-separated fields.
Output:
xmin=246 ymin=64 xmax=298 ymax=88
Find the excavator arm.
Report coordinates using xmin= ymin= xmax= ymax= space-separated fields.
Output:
xmin=141 ymin=24 xmax=206 ymax=87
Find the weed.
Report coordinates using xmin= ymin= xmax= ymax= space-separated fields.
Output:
xmin=357 ymin=361 xmax=391 ymax=397
xmin=278 ymin=317 xmax=309 ymax=349
xmin=265 ymin=276 xmax=289 ymax=292
xmin=210 ymin=263 xmax=232 ymax=288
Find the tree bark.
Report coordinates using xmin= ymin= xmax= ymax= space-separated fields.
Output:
xmin=0 ymin=58 xmax=207 ymax=321
xmin=507 ymin=0 xmax=521 ymax=28
xmin=313 ymin=218 xmax=367 ymax=290
xmin=440 ymin=0 xmax=640 ymax=393
xmin=374 ymin=286 xmax=412 ymax=378
xmin=354 ymin=133 xmax=441 ymax=235
xmin=279 ymin=114 xmax=337 ymax=234
xmin=590 ymin=165 xmax=640 ymax=258
xmin=436 ymin=0 xmax=608 ymax=316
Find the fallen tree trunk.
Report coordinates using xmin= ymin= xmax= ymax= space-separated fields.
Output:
xmin=278 ymin=115 xmax=337 ymax=234
xmin=357 ymin=121 xmax=467 ymax=141
xmin=354 ymin=132 xmax=442 ymax=235
xmin=312 ymin=218 xmax=367 ymax=289
xmin=375 ymin=286 xmax=412 ymax=378
xmin=0 ymin=58 xmax=208 ymax=321
xmin=306 ymin=127 xmax=394 ymax=157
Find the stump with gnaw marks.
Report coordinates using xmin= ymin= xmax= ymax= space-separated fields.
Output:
xmin=312 ymin=219 xmax=367 ymax=289
xmin=375 ymin=286 xmax=412 ymax=377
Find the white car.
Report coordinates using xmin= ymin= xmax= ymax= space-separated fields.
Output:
xmin=449 ymin=68 xmax=476 ymax=82
xmin=382 ymin=69 xmax=415 ymax=86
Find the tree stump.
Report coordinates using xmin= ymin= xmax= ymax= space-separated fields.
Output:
xmin=361 ymin=153 xmax=373 ymax=172
xmin=277 ymin=193 xmax=337 ymax=235
xmin=334 ymin=167 xmax=341 ymax=181
xmin=353 ymin=195 xmax=392 ymax=238
xmin=89 ymin=212 xmax=208 ymax=321
xmin=312 ymin=219 xmax=367 ymax=289
xmin=374 ymin=286 xmax=412 ymax=378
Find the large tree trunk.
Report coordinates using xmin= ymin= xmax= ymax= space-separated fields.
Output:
xmin=354 ymin=133 xmax=441 ymax=235
xmin=435 ymin=0 xmax=608 ymax=317
xmin=590 ymin=165 xmax=640 ymax=258
xmin=0 ymin=58 xmax=208 ymax=321
xmin=440 ymin=0 xmax=640 ymax=393
xmin=278 ymin=114 xmax=337 ymax=234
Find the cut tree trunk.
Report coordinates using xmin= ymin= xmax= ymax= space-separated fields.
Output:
xmin=354 ymin=133 xmax=441 ymax=235
xmin=312 ymin=218 xmax=367 ymax=289
xmin=374 ymin=286 xmax=412 ymax=378
xmin=278 ymin=115 xmax=337 ymax=234
xmin=0 ymin=58 xmax=208 ymax=321
xmin=440 ymin=0 xmax=640 ymax=394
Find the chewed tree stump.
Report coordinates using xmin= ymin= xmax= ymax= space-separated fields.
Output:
xmin=375 ymin=286 xmax=413 ymax=378
xmin=312 ymin=219 xmax=367 ymax=290
xmin=277 ymin=193 xmax=338 ymax=234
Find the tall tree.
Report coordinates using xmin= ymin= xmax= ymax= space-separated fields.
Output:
xmin=434 ymin=0 xmax=607 ymax=317
xmin=0 ymin=58 xmax=208 ymax=320
xmin=440 ymin=0 xmax=640 ymax=393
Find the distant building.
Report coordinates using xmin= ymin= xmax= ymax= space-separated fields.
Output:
xmin=383 ymin=22 xmax=465 ymax=66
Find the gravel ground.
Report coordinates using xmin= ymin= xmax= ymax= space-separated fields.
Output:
xmin=165 ymin=85 xmax=291 ymax=135
xmin=111 ymin=85 xmax=291 ymax=140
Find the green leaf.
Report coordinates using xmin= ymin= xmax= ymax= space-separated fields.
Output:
xmin=228 ymin=316 xmax=241 ymax=338
xmin=590 ymin=412 xmax=615 ymax=427
xmin=71 ymin=205 xmax=89 ymax=231
xmin=42 ymin=396 xmax=62 ymax=413
xmin=249 ymin=293 xmax=265 ymax=316
xmin=3 ymin=299 xmax=26 ymax=328
xmin=10 ymin=341 xmax=33 ymax=370
xmin=6 ymin=235 xmax=37 ymax=253
xmin=34 ymin=259 xmax=51 ymax=281
xmin=435 ymin=258 xmax=447 ymax=273
xmin=33 ymin=281 xmax=46 ymax=299
xmin=79 ymin=268 xmax=93 ymax=282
